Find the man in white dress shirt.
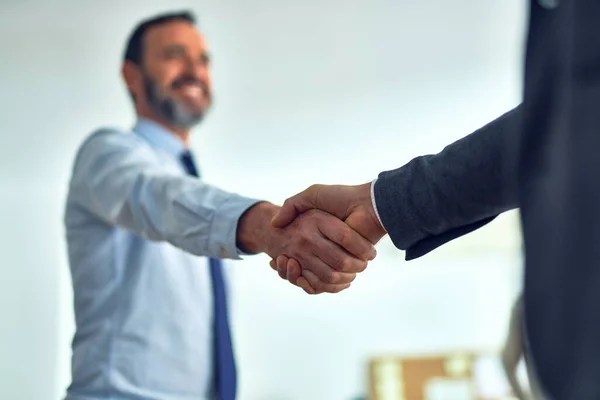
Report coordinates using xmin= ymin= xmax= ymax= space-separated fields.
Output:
xmin=63 ymin=10 xmax=376 ymax=400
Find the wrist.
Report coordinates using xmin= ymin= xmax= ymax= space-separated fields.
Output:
xmin=236 ymin=201 xmax=280 ymax=254
xmin=355 ymin=182 xmax=375 ymax=207
xmin=354 ymin=182 xmax=387 ymax=240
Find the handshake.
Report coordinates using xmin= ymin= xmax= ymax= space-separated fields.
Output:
xmin=238 ymin=182 xmax=388 ymax=295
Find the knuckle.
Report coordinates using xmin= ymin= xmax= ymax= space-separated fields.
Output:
xmin=307 ymin=184 xmax=321 ymax=193
xmin=304 ymin=209 xmax=319 ymax=218
xmin=356 ymin=259 xmax=368 ymax=273
xmin=331 ymin=285 xmax=347 ymax=294
xmin=343 ymin=257 xmax=356 ymax=273
xmin=313 ymin=284 xmax=326 ymax=294
xmin=302 ymin=286 xmax=316 ymax=295
xmin=298 ymin=278 xmax=315 ymax=294
xmin=341 ymin=256 xmax=366 ymax=273
xmin=281 ymin=198 xmax=293 ymax=210
xmin=311 ymin=276 xmax=327 ymax=290
xmin=298 ymin=234 xmax=311 ymax=248
xmin=338 ymin=227 xmax=352 ymax=246
xmin=334 ymin=254 xmax=351 ymax=272
xmin=278 ymin=267 xmax=287 ymax=279
xmin=324 ymin=270 xmax=341 ymax=285
xmin=303 ymin=271 xmax=318 ymax=285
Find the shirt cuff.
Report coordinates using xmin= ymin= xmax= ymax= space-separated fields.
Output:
xmin=208 ymin=195 xmax=263 ymax=260
xmin=370 ymin=179 xmax=387 ymax=233
xmin=236 ymin=247 xmax=253 ymax=256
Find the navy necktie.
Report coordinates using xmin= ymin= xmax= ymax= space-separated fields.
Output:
xmin=180 ymin=151 xmax=237 ymax=400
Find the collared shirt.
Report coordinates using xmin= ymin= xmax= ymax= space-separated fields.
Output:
xmin=63 ymin=118 xmax=260 ymax=400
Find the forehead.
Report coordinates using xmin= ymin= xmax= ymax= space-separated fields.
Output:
xmin=143 ymin=20 xmax=208 ymax=53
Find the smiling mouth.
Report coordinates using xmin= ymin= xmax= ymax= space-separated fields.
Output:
xmin=175 ymin=83 xmax=205 ymax=99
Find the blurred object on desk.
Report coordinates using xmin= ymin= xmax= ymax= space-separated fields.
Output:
xmin=368 ymin=350 xmax=526 ymax=400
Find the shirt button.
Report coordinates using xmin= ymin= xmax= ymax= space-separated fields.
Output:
xmin=538 ymin=0 xmax=559 ymax=9
xmin=220 ymin=247 xmax=229 ymax=258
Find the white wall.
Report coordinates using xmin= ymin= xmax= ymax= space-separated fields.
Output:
xmin=0 ymin=0 xmax=526 ymax=399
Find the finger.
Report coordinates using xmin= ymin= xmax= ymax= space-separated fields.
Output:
xmin=319 ymin=216 xmax=377 ymax=261
xmin=269 ymin=258 xmax=278 ymax=271
xmin=271 ymin=186 xmax=320 ymax=228
xmin=306 ymin=228 xmax=368 ymax=275
xmin=297 ymin=276 xmax=318 ymax=294
xmin=274 ymin=256 xmax=318 ymax=293
xmin=276 ymin=255 xmax=290 ymax=280
xmin=285 ymin=257 xmax=303 ymax=285
xmin=297 ymin=247 xmax=357 ymax=285
xmin=302 ymin=269 xmax=351 ymax=294
xmin=280 ymin=258 xmax=319 ymax=293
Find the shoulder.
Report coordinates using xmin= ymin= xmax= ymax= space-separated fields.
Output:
xmin=69 ymin=125 xmax=156 ymax=174
xmin=79 ymin=125 xmax=144 ymax=150
xmin=73 ymin=125 xmax=155 ymax=160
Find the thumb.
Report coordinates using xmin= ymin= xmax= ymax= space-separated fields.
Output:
xmin=271 ymin=187 xmax=319 ymax=228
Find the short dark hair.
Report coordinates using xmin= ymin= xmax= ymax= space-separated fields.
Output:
xmin=124 ymin=11 xmax=196 ymax=65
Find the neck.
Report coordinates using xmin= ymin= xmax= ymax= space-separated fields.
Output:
xmin=138 ymin=112 xmax=191 ymax=147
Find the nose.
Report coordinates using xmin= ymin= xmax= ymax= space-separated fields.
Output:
xmin=183 ymin=56 xmax=209 ymax=76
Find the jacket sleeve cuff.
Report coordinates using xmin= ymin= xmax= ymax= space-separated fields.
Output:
xmin=373 ymin=169 xmax=426 ymax=250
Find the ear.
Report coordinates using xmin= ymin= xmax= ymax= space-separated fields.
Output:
xmin=121 ymin=61 xmax=142 ymax=99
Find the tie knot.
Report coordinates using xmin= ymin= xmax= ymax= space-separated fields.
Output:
xmin=180 ymin=151 xmax=199 ymax=177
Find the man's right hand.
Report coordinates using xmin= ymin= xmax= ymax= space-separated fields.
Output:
xmin=269 ymin=183 xmax=388 ymax=294
xmin=272 ymin=182 xmax=387 ymax=243
xmin=237 ymin=202 xmax=377 ymax=294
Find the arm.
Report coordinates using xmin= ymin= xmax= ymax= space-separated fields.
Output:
xmin=68 ymin=128 xmax=376 ymax=293
xmin=271 ymin=105 xmax=522 ymax=286
xmin=68 ymin=128 xmax=259 ymax=259
xmin=374 ymin=105 xmax=521 ymax=257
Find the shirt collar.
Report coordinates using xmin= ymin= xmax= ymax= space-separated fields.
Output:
xmin=133 ymin=118 xmax=186 ymax=158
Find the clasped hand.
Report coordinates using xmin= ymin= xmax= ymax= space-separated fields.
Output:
xmin=269 ymin=183 xmax=387 ymax=294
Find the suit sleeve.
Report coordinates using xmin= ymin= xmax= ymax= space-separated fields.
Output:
xmin=373 ymin=105 xmax=521 ymax=259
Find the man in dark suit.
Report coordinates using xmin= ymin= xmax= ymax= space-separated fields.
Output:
xmin=270 ymin=105 xmax=519 ymax=289
xmin=271 ymin=2 xmax=600 ymax=398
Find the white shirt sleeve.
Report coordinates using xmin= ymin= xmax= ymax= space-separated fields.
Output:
xmin=67 ymin=128 xmax=261 ymax=259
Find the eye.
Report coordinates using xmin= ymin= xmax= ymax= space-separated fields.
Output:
xmin=199 ymin=53 xmax=211 ymax=66
xmin=163 ymin=46 xmax=186 ymax=60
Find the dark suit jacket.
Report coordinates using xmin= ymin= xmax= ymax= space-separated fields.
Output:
xmin=375 ymin=0 xmax=600 ymax=394
xmin=375 ymin=3 xmax=600 ymax=396
xmin=373 ymin=105 xmax=521 ymax=260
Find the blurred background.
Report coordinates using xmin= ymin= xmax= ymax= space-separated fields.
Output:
xmin=0 ymin=0 xmax=527 ymax=398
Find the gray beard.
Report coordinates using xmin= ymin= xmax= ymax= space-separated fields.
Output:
xmin=143 ymin=75 xmax=205 ymax=129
